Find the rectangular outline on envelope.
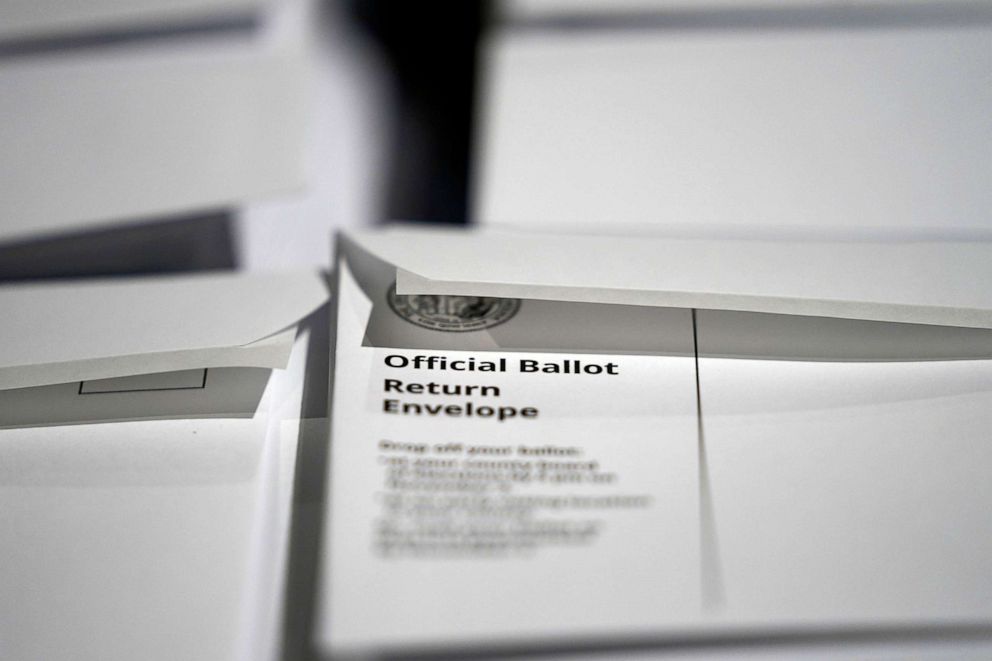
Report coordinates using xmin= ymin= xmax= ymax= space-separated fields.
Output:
xmin=78 ymin=369 xmax=209 ymax=395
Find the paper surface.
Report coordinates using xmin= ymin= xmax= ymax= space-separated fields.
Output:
xmin=0 ymin=22 xmax=304 ymax=239
xmin=0 ymin=419 xmax=267 ymax=661
xmin=475 ymin=24 xmax=992 ymax=230
xmin=0 ymin=271 xmax=328 ymax=389
xmin=319 ymin=253 xmax=701 ymax=655
xmin=0 ymin=328 xmax=310 ymax=661
xmin=349 ymin=225 xmax=992 ymax=329
xmin=695 ymin=309 xmax=992 ymax=626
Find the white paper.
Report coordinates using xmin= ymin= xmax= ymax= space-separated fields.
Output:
xmin=0 ymin=419 xmax=266 ymax=661
xmin=318 ymin=255 xmax=701 ymax=656
xmin=0 ymin=22 xmax=305 ymax=240
xmin=0 ymin=329 xmax=310 ymax=661
xmin=475 ymin=25 xmax=992 ymax=230
xmin=696 ymin=310 xmax=992 ymax=627
xmin=348 ymin=225 xmax=992 ymax=329
xmin=0 ymin=271 xmax=328 ymax=390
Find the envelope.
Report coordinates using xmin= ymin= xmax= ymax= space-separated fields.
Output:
xmin=323 ymin=226 xmax=992 ymax=656
xmin=0 ymin=270 xmax=328 ymax=390
xmin=475 ymin=21 xmax=992 ymax=231
xmin=0 ymin=327 xmax=313 ymax=661
xmin=0 ymin=17 xmax=304 ymax=240
xmin=0 ymin=274 xmax=327 ymax=658
xmin=320 ymin=236 xmax=703 ymax=657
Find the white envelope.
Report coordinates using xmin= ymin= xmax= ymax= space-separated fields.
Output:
xmin=475 ymin=21 xmax=992 ymax=231
xmin=0 ymin=270 xmax=328 ymax=390
xmin=0 ymin=15 xmax=305 ymax=240
xmin=0 ymin=328 xmax=313 ymax=661
xmin=328 ymin=226 xmax=992 ymax=654
xmin=319 ymin=237 xmax=703 ymax=657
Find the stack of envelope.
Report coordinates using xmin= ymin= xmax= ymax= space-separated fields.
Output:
xmin=4 ymin=224 xmax=991 ymax=659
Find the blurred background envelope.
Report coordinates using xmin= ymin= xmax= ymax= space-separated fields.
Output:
xmin=0 ymin=0 xmax=305 ymax=242
xmin=0 ymin=271 xmax=328 ymax=389
xmin=349 ymin=225 xmax=992 ymax=329
xmin=0 ymin=0 xmax=262 ymax=41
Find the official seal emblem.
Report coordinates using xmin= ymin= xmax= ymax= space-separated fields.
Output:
xmin=387 ymin=283 xmax=521 ymax=332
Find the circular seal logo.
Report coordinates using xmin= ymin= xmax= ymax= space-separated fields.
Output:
xmin=387 ymin=283 xmax=521 ymax=332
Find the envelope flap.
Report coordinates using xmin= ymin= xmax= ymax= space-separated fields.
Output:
xmin=0 ymin=271 xmax=328 ymax=371
xmin=350 ymin=225 xmax=992 ymax=329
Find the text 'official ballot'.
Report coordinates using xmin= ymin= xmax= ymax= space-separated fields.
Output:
xmin=382 ymin=354 xmax=620 ymax=374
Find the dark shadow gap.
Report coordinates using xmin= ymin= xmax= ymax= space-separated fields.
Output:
xmin=280 ymin=284 xmax=333 ymax=661
xmin=0 ymin=209 xmax=237 ymax=283
xmin=693 ymin=308 xmax=725 ymax=614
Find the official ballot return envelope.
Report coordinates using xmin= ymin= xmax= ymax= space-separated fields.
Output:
xmin=318 ymin=227 xmax=992 ymax=657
